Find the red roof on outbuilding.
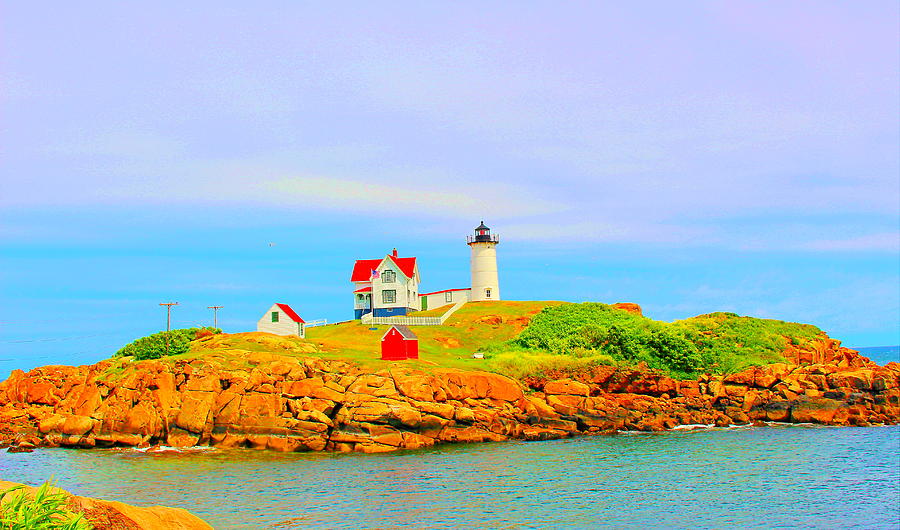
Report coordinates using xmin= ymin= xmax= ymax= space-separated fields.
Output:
xmin=419 ymin=288 xmax=471 ymax=296
xmin=275 ymin=303 xmax=304 ymax=323
xmin=350 ymin=255 xmax=417 ymax=282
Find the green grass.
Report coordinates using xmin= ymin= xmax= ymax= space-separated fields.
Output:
xmin=0 ymin=480 xmax=91 ymax=529
xmin=305 ymin=301 xmax=563 ymax=371
xmin=104 ymin=300 xmax=829 ymax=382
xmin=484 ymin=350 xmax=617 ymax=381
xmin=410 ymin=304 xmax=454 ymax=317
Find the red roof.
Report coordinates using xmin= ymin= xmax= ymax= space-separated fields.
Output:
xmin=275 ymin=303 xmax=304 ymax=323
xmin=353 ymin=286 xmax=372 ymax=293
xmin=350 ymin=255 xmax=417 ymax=282
xmin=419 ymin=288 xmax=471 ymax=296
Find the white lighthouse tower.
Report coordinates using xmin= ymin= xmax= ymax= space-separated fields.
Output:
xmin=468 ymin=221 xmax=500 ymax=301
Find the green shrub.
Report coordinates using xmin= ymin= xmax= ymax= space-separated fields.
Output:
xmin=671 ymin=312 xmax=822 ymax=373
xmin=510 ymin=303 xmax=824 ymax=377
xmin=0 ymin=480 xmax=91 ymax=529
xmin=115 ymin=327 xmax=221 ymax=360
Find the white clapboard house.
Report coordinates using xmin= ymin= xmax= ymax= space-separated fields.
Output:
xmin=257 ymin=303 xmax=305 ymax=338
xmin=351 ymin=249 xmax=420 ymax=319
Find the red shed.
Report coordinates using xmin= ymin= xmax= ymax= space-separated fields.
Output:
xmin=381 ymin=325 xmax=419 ymax=360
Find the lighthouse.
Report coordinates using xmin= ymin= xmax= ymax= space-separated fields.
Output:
xmin=467 ymin=221 xmax=500 ymax=301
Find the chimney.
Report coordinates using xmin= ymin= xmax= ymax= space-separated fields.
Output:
xmin=392 ymin=248 xmax=398 ymax=257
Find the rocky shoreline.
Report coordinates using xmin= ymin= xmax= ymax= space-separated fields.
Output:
xmin=1 ymin=335 xmax=897 ymax=454
xmin=0 ymin=479 xmax=212 ymax=529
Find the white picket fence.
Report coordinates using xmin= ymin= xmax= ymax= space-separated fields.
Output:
xmin=304 ymin=319 xmax=328 ymax=328
xmin=360 ymin=300 xmax=466 ymax=326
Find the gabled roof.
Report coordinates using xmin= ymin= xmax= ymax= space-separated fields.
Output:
xmin=386 ymin=255 xmax=418 ymax=279
xmin=419 ymin=288 xmax=471 ymax=296
xmin=350 ymin=259 xmax=383 ymax=282
xmin=275 ymin=303 xmax=304 ymax=323
xmin=351 ymin=254 xmax=418 ymax=282
xmin=381 ymin=324 xmax=417 ymax=341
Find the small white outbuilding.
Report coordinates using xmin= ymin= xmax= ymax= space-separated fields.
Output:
xmin=257 ymin=303 xmax=305 ymax=338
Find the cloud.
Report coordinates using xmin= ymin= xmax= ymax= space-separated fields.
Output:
xmin=799 ymin=232 xmax=900 ymax=252
xmin=258 ymin=175 xmax=566 ymax=220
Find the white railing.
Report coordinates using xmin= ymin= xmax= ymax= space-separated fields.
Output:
xmin=360 ymin=300 xmax=467 ymax=326
xmin=304 ymin=319 xmax=328 ymax=328
xmin=438 ymin=300 xmax=467 ymax=323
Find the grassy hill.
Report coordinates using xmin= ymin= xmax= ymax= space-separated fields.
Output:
xmin=509 ymin=303 xmax=824 ymax=378
xmin=110 ymin=301 xmax=828 ymax=381
xmin=305 ymin=301 xmax=562 ymax=370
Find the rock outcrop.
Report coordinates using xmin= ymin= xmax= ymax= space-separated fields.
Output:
xmin=0 ymin=480 xmax=212 ymax=529
xmin=0 ymin=336 xmax=897 ymax=453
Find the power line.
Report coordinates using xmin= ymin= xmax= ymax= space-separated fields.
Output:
xmin=159 ymin=302 xmax=179 ymax=355
xmin=207 ymin=306 xmax=223 ymax=328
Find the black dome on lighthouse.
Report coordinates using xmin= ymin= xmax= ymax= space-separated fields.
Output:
xmin=469 ymin=220 xmax=498 ymax=244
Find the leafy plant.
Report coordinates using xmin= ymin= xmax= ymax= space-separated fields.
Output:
xmin=510 ymin=303 xmax=824 ymax=377
xmin=0 ymin=480 xmax=91 ymax=529
xmin=115 ymin=327 xmax=222 ymax=360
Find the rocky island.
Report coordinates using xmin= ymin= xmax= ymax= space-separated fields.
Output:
xmin=1 ymin=302 xmax=898 ymax=454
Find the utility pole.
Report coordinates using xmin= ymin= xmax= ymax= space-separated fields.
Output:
xmin=159 ymin=302 xmax=178 ymax=355
xmin=207 ymin=306 xmax=223 ymax=329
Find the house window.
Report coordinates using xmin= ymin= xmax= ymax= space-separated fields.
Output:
xmin=485 ymin=288 xmax=492 ymax=298
xmin=445 ymin=291 xmax=453 ymax=302
xmin=383 ymin=290 xmax=396 ymax=304
xmin=382 ymin=270 xmax=396 ymax=283
xmin=271 ymin=311 xmax=279 ymax=322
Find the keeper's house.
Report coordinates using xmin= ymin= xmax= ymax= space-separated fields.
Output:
xmin=257 ymin=303 xmax=306 ymax=338
xmin=351 ymin=249 xmax=420 ymax=319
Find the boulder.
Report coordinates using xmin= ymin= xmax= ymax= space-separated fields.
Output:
xmin=544 ymin=379 xmax=590 ymax=396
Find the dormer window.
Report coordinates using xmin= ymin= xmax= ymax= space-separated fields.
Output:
xmin=382 ymin=270 xmax=396 ymax=283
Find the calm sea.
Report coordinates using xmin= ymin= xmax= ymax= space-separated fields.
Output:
xmin=1 ymin=425 xmax=898 ymax=529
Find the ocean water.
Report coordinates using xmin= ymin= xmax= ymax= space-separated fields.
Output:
xmin=854 ymin=345 xmax=899 ymax=366
xmin=1 ymin=425 xmax=898 ymax=529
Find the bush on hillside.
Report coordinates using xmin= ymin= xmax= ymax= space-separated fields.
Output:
xmin=671 ymin=312 xmax=822 ymax=373
xmin=512 ymin=303 xmax=823 ymax=376
xmin=115 ymin=327 xmax=221 ymax=360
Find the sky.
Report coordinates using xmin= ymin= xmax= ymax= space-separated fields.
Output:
xmin=1 ymin=2 xmax=898 ymax=374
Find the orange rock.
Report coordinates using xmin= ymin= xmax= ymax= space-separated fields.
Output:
xmin=544 ymin=379 xmax=590 ymax=396
xmin=433 ymin=337 xmax=461 ymax=349
xmin=791 ymin=397 xmax=844 ymax=424
xmin=284 ymin=377 xmax=344 ymax=401
xmin=611 ymin=303 xmax=643 ymax=316
xmin=0 ymin=479 xmax=213 ymax=529
xmin=175 ymin=392 xmax=215 ymax=434
xmin=401 ymin=432 xmax=435 ymax=449
xmin=25 ymin=381 xmax=59 ymax=405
